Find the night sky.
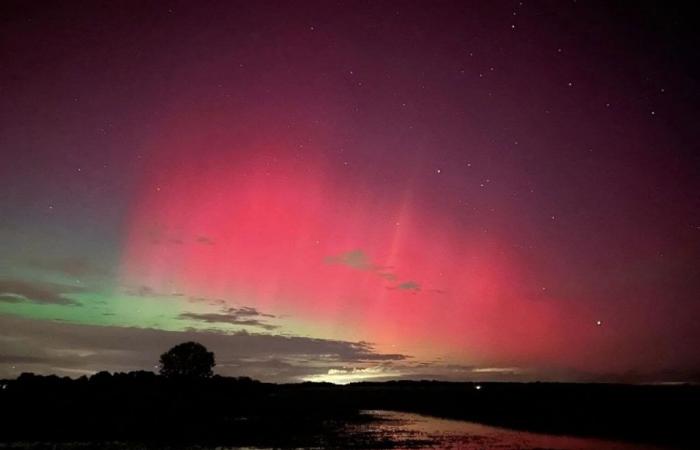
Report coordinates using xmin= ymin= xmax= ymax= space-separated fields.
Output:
xmin=1 ymin=0 xmax=699 ymax=383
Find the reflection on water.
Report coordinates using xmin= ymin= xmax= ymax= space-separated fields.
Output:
xmin=0 ymin=411 xmax=668 ymax=449
xmin=350 ymin=410 xmax=664 ymax=449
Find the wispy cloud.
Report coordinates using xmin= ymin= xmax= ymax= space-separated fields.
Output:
xmin=180 ymin=306 xmax=278 ymax=331
xmin=124 ymin=285 xmax=184 ymax=298
xmin=325 ymin=250 xmax=440 ymax=295
xmin=396 ymin=281 xmax=420 ymax=292
xmin=324 ymin=249 xmax=378 ymax=270
xmin=325 ymin=249 xmax=401 ymax=284
xmin=0 ymin=279 xmax=81 ymax=305
xmin=146 ymin=225 xmax=214 ymax=246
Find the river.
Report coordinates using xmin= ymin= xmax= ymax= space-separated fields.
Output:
xmin=347 ymin=410 xmax=666 ymax=449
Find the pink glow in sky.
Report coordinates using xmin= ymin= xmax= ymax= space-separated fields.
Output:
xmin=2 ymin=0 xmax=699 ymax=383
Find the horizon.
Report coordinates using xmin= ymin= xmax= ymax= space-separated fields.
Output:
xmin=4 ymin=368 xmax=699 ymax=387
xmin=2 ymin=0 xmax=699 ymax=386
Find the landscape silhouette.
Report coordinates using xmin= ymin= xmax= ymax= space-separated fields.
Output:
xmin=1 ymin=342 xmax=697 ymax=449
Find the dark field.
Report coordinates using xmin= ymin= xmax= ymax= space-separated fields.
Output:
xmin=1 ymin=373 xmax=697 ymax=448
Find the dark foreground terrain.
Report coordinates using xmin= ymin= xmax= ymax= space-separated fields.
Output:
xmin=0 ymin=372 xmax=697 ymax=448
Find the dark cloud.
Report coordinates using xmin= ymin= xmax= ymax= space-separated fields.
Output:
xmin=179 ymin=313 xmax=276 ymax=329
xmin=325 ymin=250 xmax=376 ymax=270
xmin=0 ymin=279 xmax=81 ymax=305
xmin=0 ymin=294 xmax=24 ymax=303
xmin=0 ymin=354 xmax=46 ymax=364
xmin=147 ymin=227 xmax=215 ymax=246
xmin=325 ymin=251 xmax=431 ymax=295
xmin=234 ymin=306 xmax=275 ymax=318
xmin=180 ymin=306 xmax=278 ymax=330
xmin=325 ymin=250 xmax=400 ymax=283
xmin=377 ymin=272 xmax=397 ymax=281
xmin=396 ymin=281 xmax=420 ymax=292
xmin=188 ymin=296 xmax=226 ymax=306
xmin=0 ymin=314 xmax=411 ymax=382
xmin=179 ymin=313 xmax=278 ymax=330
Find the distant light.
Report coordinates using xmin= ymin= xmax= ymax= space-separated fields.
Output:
xmin=596 ymin=320 xmax=602 ymax=326
xmin=475 ymin=384 xmax=482 ymax=390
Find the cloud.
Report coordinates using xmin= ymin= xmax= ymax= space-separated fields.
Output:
xmin=377 ymin=272 xmax=397 ymax=281
xmin=325 ymin=250 xmax=401 ymax=283
xmin=3 ymin=315 xmax=695 ymax=384
xmin=325 ymin=251 xmax=434 ymax=295
xmin=0 ymin=279 xmax=81 ymax=305
xmin=324 ymin=249 xmax=376 ymax=270
xmin=125 ymin=285 xmax=184 ymax=298
xmin=303 ymin=365 xmax=404 ymax=383
xmin=146 ymin=226 xmax=215 ymax=246
xmin=234 ymin=306 xmax=275 ymax=318
xmin=396 ymin=281 xmax=420 ymax=292
xmin=0 ymin=314 xmax=410 ymax=382
xmin=180 ymin=306 xmax=278 ymax=331
xmin=188 ymin=296 xmax=226 ymax=306
xmin=0 ymin=294 xmax=25 ymax=303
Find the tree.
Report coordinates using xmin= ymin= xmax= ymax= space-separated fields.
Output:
xmin=159 ymin=341 xmax=215 ymax=378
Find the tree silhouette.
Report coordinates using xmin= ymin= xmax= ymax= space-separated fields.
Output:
xmin=159 ymin=341 xmax=215 ymax=378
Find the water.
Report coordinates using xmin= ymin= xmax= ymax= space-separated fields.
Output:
xmin=350 ymin=410 xmax=665 ymax=449
xmin=0 ymin=411 xmax=668 ymax=449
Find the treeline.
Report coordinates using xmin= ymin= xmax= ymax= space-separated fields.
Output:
xmin=0 ymin=371 xmax=361 ymax=447
xmin=1 ymin=373 xmax=698 ymax=448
